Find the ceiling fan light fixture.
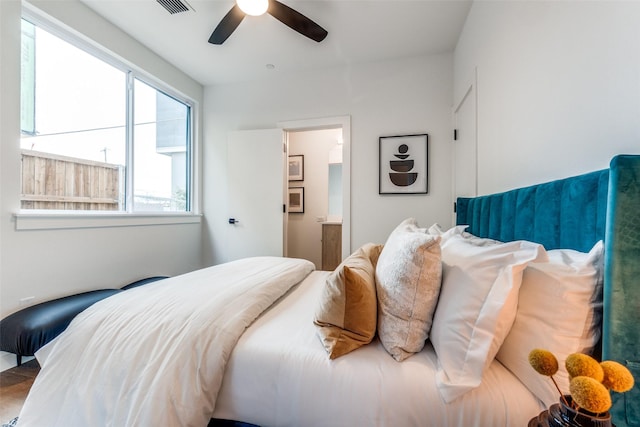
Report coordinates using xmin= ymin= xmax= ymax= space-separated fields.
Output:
xmin=236 ymin=0 xmax=269 ymax=16
xmin=209 ymin=0 xmax=328 ymax=45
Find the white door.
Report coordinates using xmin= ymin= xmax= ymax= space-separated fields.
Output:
xmin=226 ymin=129 xmax=286 ymax=261
xmin=453 ymin=78 xmax=478 ymax=200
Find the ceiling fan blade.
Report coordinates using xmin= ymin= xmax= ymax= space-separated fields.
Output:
xmin=268 ymin=0 xmax=328 ymax=43
xmin=209 ymin=4 xmax=245 ymax=45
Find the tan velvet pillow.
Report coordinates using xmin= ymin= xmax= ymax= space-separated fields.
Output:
xmin=375 ymin=218 xmax=442 ymax=361
xmin=314 ymin=243 xmax=383 ymax=359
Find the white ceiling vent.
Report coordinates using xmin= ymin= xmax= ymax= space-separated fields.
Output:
xmin=156 ymin=0 xmax=193 ymax=15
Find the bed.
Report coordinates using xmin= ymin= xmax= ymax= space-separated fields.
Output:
xmin=15 ymin=154 xmax=639 ymax=427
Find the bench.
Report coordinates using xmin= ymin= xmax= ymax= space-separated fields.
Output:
xmin=0 ymin=276 xmax=168 ymax=366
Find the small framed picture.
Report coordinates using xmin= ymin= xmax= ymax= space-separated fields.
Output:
xmin=288 ymin=155 xmax=304 ymax=181
xmin=288 ymin=187 xmax=304 ymax=213
xmin=379 ymin=134 xmax=428 ymax=194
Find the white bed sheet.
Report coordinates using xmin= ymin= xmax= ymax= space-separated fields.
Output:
xmin=213 ymin=271 xmax=545 ymax=427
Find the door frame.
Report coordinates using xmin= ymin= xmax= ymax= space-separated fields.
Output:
xmin=452 ymin=68 xmax=478 ymax=223
xmin=278 ymin=116 xmax=351 ymax=261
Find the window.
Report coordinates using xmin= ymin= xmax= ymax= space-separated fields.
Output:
xmin=20 ymin=17 xmax=192 ymax=213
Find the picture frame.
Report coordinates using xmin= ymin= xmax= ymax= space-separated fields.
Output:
xmin=288 ymin=187 xmax=304 ymax=213
xmin=379 ymin=134 xmax=428 ymax=194
xmin=288 ymin=155 xmax=304 ymax=181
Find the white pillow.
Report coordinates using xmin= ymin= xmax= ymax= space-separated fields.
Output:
xmin=375 ymin=218 xmax=442 ymax=361
xmin=429 ymin=226 xmax=546 ymax=402
xmin=496 ymin=241 xmax=604 ymax=407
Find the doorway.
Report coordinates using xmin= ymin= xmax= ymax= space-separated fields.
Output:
xmin=279 ymin=116 xmax=351 ymax=268
xmin=286 ymin=128 xmax=342 ymax=269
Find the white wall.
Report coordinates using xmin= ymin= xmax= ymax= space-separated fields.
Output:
xmin=0 ymin=0 xmax=204 ymax=322
xmin=202 ymin=54 xmax=455 ymax=265
xmin=287 ymin=128 xmax=341 ymax=269
xmin=454 ymin=0 xmax=640 ymax=195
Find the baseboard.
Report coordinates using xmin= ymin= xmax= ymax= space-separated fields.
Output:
xmin=0 ymin=352 xmax=33 ymax=372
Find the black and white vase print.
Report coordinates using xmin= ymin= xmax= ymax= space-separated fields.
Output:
xmin=379 ymin=134 xmax=428 ymax=194
xmin=389 ymin=143 xmax=418 ymax=187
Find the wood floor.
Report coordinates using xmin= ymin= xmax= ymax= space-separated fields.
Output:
xmin=0 ymin=360 xmax=39 ymax=423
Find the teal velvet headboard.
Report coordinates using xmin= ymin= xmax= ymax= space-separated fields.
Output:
xmin=456 ymin=154 xmax=640 ymax=427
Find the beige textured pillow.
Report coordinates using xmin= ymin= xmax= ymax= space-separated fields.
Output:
xmin=314 ymin=243 xmax=383 ymax=359
xmin=375 ymin=218 xmax=442 ymax=361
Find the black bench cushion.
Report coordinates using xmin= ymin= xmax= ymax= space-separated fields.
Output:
xmin=121 ymin=276 xmax=168 ymax=290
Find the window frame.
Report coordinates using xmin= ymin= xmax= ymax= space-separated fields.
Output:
xmin=16 ymin=7 xmax=199 ymax=230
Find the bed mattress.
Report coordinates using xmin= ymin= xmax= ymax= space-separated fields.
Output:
xmin=212 ymin=271 xmax=544 ymax=427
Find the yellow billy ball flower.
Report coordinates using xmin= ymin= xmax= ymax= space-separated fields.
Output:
xmin=529 ymin=349 xmax=559 ymax=376
xmin=601 ymin=360 xmax=635 ymax=393
xmin=528 ymin=348 xmax=568 ymax=406
xmin=565 ymin=353 xmax=604 ymax=382
xmin=570 ymin=376 xmax=612 ymax=413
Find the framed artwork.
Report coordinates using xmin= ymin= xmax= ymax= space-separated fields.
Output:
xmin=288 ymin=187 xmax=305 ymax=213
xmin=288 ymin=155 xmax=304 ymax=181
xmin=379 ymin=134 xmax=428 ymax=194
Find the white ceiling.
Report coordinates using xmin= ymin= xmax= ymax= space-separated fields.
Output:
xmin=80 ymin=0 xmax=472 ymax=86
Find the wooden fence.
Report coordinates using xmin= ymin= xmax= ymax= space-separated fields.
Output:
xmin=21 ymin=150 xmax=122 ymax=210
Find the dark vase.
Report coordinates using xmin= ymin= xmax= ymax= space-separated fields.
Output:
xmin=528 ymin=395 xmax=613 ymax=427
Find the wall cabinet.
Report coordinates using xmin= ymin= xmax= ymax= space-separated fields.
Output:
xmin=321 ymin=223 xmax=342 ymax=271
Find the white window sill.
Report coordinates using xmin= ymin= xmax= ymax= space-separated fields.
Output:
xmin=14 ymin=212 xmax=202 ymax=231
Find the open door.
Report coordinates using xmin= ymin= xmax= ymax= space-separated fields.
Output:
xmin=226 ymin=129 xmax=286 ymax=261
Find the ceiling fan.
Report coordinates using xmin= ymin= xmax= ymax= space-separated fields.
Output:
xmin=208 ymin=0 xmax=328 ymax=45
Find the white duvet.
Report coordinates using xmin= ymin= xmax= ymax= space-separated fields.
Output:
xmin=17 ymin=256 xmax=315 ymax=427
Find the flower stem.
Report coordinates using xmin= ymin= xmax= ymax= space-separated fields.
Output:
xmin=550 ymin=376 xmax=570 ymax=407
